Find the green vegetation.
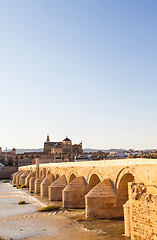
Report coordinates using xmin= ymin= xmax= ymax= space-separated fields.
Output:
xmin=2 ymin=180 xmax=9 ymax=183
xmin=75 ymin=217 xmax=86 ymax=222
xmin=38 ymin=205 xmax=60 ymax=212
xmin=128 ymin=154 xmax=138 ymax=159
xmin=18 ymin=201 xmax=26 ymax=205
xmin=16 ymin=184 xmax=26 ymax=189
xmin=147 ymin=153 xmax=157 ymax=159
xmin=14 ymin=184 xmax=27 ymax=189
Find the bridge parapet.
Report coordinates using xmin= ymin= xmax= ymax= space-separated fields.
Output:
xmin=18 ymin=159 xmax=157 ymax=188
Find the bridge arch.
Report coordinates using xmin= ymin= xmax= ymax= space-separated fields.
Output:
xmin=115 ymin=168 xmax=135 ymax=216
xmin=115 ymin=167 xmax=135 ymax=191
xmin=69 ymin=173 xmax=76 ymax=183
xmin=55 ymin=173 xmax=60 ymax=180
xmin=46 ymin=168 xmax=51 ymax=176
xmin=88 ymin=174 xmax=101 ymax=191
xmin=87 ymin=169 xmax=103 ymax=189
xmin=40 ymin=169 xmax=43 ymax=178
xmin=68 ymin=171 xmax=78 ymax=183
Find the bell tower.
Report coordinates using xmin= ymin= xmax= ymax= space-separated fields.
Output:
xmin=0 ymin=147 xmax=2 ymax=156
xmin=46 ymin=134 xmax=50 ymax=142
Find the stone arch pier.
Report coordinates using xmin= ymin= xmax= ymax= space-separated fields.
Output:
xmin=14 ymin=158 xmax=157 ymax=219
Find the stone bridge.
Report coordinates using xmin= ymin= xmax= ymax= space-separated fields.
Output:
xmin=12 ymin=158 xmax=157 ymax=220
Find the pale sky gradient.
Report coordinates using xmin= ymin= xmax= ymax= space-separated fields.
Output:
xmin=0 ymin=1 xmax=157 ymax=150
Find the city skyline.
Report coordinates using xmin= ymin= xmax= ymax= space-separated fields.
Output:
xmin=0 ymin=1 xmax=157 ymax=150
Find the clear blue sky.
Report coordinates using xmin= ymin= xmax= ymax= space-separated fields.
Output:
xmin=0 ymin=0 xmax=157 ymax=150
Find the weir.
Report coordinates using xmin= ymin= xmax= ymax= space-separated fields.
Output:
xmin=13 ymin=158 xmax=157 ymax=240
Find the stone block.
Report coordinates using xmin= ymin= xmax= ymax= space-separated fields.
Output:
xmin=29 ymin=177 xmax=36 ymax=192
xmin=34 ymin=178 xmax=43 ymax=194
xmin=63 ymin=176 xmax=88 ymax=208
xmin=12 ymin=171 xmax=19 ymax=184
xmin=19 ymin=170 xmax=29 ymax=185
xmin=85 ymin=178 xmax=117 ymax=219
xmin=40 ymin=175 xmax=54 ymax=196
xmin=49 ymin=175 xmax=67 ymax=201
xmin=25 ymin=172 xmax=34 ymax=188
xmin=16 ymin=171 xmax=24 ymax=186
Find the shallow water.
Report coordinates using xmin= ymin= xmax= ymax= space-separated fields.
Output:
xmin=0 ymin=181 xmax=129 ymax=240
xmin=30 ymin=191 xmax=129 ymax=240
xmin=0 ymin=181 xmax=44 ymax=218
xmin=0 ymin=181 xmax=57 ymax=240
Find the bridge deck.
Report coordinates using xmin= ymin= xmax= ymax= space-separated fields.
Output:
xmin=19 ymin=158 xmax=157 ymax=169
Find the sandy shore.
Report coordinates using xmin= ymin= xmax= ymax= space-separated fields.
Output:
xmin=0 ymin=182 xmax=126 ymax=240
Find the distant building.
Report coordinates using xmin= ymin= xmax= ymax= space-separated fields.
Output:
xmin=44 ymin=135 xmax=83 ymax=161
xmin=0 ymin=147 xmax=16 ymax=166
xmin=3 ymin=135 xmax=83 ymax=167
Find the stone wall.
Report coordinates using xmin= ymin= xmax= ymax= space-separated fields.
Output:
xmin=0 ymin=166 xmax=17 ymax=179
xmin=19 ymin=159 xmax=157 ymax=188
xmin=124 ymin=184 xmax=157 ymax=240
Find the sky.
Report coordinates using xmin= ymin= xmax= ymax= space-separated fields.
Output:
xmin=0 ymin=0 xmax=157 ymax=150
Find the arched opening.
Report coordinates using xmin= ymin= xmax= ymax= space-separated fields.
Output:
xmin=69 ymin=173 xmax=76 ymax=183
xmin=88 ymin=174 xmax=101 ymax=191
xmin=47 ymin=173 xmax=54 ymax=182
xmin=56 ymin=174 xmax=60 ymax=180
xmin=117 ymin=173 xmax=134 ymax=216
xmin=47 ymin=170 xmax=51 ymax=176
xmin=40 ymin=170 xmax=43 ymax=178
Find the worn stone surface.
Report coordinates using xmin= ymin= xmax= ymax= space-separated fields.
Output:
xmin=29 ymin=177 xmax=36 ymax=192
xmin=49 ymin=175 xmax=67 ymax=201
xmin=130 ymin=185 xmax=157 ymax=240
xmin=40 ymin=174 xmax=54 ymax=196
xmin=63 ymin=176 xmax=88 ymax=208
xmin=16 ymin=171 xmax=24 ymax=185
xmin=12 ymin=171 xmax=22 ymax=184
xmin=25 ymin=172 xmax=34 ymax=188
xmin=85 ymin=178 xmax=117 ymax=218
xmin=19 ymin=159 xmax=157 ymax=188
xmin=19 ymin=170 xmax=29 ymax=185
xmin=34 ymin=178 xmax=43 ymax=194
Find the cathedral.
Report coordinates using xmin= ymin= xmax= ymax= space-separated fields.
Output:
xmin=43 ymin=135 xmax=83 ymax=161
xmin=0 ymin=135 xmax=83 ymax=167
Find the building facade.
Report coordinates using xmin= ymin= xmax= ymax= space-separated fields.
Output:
xmin=43 ymin=135 xmax=83 ymax=161
xmin=0 ymin=135 xmax=83 ymax=167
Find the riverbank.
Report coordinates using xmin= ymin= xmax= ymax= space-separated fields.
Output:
xmin=0 ymin=182 xmax=128 ymax=240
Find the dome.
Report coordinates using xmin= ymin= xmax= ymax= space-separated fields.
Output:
xmin=63 ymin=137 xmax=71 ymax=142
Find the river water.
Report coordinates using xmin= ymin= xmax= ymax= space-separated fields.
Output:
xmin=0 ymin=181 xmax=129 ymax=240
xmin=32 ymin=193 xmax=128 ymax=240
